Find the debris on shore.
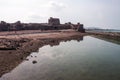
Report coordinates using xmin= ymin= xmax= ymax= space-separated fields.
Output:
xmin=32 ymin=60 xmax=37 ymax=64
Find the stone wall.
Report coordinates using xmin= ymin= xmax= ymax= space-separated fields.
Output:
xmin=76 ymin=23 xmax=85 ymax=33
xmin=48 ymin=17 xmax=60 ymax=25
xmin=0 ymin=18 xmax=85 ymax=32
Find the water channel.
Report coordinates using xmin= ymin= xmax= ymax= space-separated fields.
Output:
xmin=1 ymin=36 xmax=120 ymax=80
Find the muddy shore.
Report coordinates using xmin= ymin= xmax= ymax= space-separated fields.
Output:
xmin=87 ymin=31 xmax=120 ymax=44
xmin=0 ymin=30 xmax=86 ymax=77
xmin=87 ymin=31 xmax=120 ymax=40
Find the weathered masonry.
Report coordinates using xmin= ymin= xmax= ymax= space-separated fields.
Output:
xmin=0 ymin=17 xmax=85 ymax=32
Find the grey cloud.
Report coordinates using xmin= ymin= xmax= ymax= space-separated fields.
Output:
xmin=47 ymin=1 xmax=66 ymax=12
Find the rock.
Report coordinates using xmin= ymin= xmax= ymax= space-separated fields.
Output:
xmin=32 ymin=60 xmax=37 ymax=64
xmin=0 ymin=39 xmax=21 ymax=50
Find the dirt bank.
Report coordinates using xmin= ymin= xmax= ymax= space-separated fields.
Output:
xmin=86 ymin=31 xmax=120 ymax=45
xmin=0 ymin=30 xmax=86 ymax=77
xmin=87 ymin=31 xmax=120 ymax=40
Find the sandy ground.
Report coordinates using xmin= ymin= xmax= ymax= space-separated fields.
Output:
xmin=0 ymin=30 xmax=86 ymax=77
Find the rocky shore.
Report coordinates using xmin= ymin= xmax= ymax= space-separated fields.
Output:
xmin=0 ymin=30 xmax=85 ymax=77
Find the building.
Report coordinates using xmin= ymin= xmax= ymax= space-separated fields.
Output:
xmin=0 ymin=18 xmax=85 ymax=32
xmin=76 ymin=23 xmax=85 ymax=33
xmin=0 ymin=21 xmax=9 ymax=31
xmin=48 ymin=17 xmax=60 ymax=25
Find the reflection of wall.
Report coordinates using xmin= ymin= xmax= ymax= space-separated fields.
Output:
xmin=0 ymin=35 xmax=84 ymax=77
xmin=49 ymin=36 xmax=84 ymax=47
xmin=76 ymin=37 xmax=83 ymax=42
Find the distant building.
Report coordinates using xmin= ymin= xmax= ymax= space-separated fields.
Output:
xmin=0 ymin=18 xmax=85 ymax=32
xmin=48 ymin=17 xmax=60 ymax=25
xmin=0 ymin=21 xmax=9 ymax=31
xmin=76 ymin=23 xmax=85 ymax=33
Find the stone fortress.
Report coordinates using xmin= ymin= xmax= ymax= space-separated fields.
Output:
xmin=0 ymin=17 xmax=85 ymax=33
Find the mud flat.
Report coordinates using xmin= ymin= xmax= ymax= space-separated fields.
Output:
xmin=0 ymin=30 xmax=86 ymax=77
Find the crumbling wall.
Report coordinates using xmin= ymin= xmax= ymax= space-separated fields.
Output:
xmin=48 ymin=17 xmax=60 ymax=25
xmin=0 ymin=18 xmax=85 ymax=32
xmin=0 ymin=21 xmax=9 ymax=31
xmin=76 ymin=23 xmax=85 ymax=33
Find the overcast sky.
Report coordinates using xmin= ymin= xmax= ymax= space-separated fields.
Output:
xmin=0 ymin=0 xmax=120 ymax=29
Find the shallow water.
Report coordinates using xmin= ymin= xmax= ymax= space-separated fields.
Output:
xmin=1 ymin=36 xmax=120 ymax=80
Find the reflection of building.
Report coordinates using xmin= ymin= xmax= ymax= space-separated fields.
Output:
xmin=50 ymin=40 xmax=60 ymax=47
xmin=77 ymin=37 xmax=83 ymax=42
xmin=48 ymin=17 xmax=60 ymax=25
xmin=49 ymin=36 xmax=84 ymax=47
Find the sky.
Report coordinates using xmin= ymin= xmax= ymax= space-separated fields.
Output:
xmin=0 ymin=0 xmax=120 ymax=29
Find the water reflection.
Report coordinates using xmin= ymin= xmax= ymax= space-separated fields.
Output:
xmin=0 ymin=35 xmax=84 ymax=78
xmin=49 ymin=36 xmax=83 ymax=47
xmin=1 ymin=36 xmax=120 ymax=80
xmin=28 ymin=36 xmax=84 ymax=64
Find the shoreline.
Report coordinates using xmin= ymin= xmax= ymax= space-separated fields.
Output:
xmin=0 ymin=30 xmax=120 ymax=77
xmin=0 ymin=30 xmax=85 ymax=77
xmin=87 ymin=31 xmax=120 ymax=39
xmin=87 ymin=31 xmax=120 ymax=43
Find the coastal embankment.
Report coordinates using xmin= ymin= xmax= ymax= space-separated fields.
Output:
xmin=87 ymin=31 xmax=120 ymax=45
